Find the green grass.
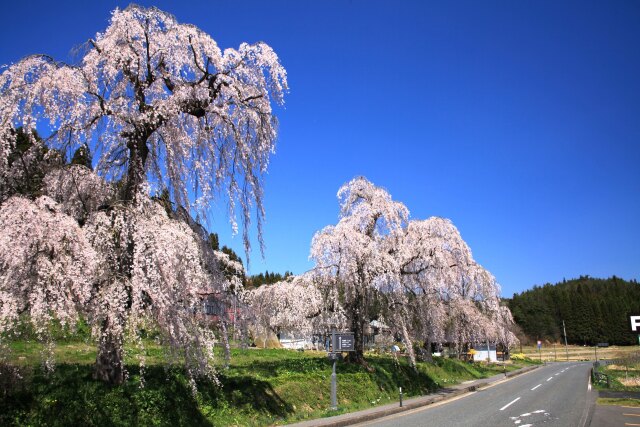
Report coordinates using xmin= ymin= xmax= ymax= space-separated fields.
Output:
xmin=597 ymin=398 xmax=640 ymax=407
xmin=1 ymin=342 xmax=535 ymax=426
xmin=595 ymin=360 xmax=640 ymax=392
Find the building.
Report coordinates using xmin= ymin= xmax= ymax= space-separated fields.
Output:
xmin=472 ymin=342 xmax=498 ymax=362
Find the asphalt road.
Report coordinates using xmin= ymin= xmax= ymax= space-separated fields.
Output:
xmin=355 ymin=362 xmax=595 ymax=427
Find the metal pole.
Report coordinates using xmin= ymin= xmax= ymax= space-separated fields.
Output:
xmin=399 ymin=387 xmax=403 ymax=407
xmin=331 ymin=358 xmax=337 ymax=410
xmin=563 ymin=320 xmax=569 ymax=361
xmin=554 ymin=343 xmax=557 ymax=362
xmin=595 ymin=346 xmax=597 ymax=363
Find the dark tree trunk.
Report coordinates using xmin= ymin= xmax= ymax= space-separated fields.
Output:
xmin=347 ymin=307 xmax=366 ymax=365
xmin=93 ymin=320 xmax=125 ymax=384
xmin=346 ymin=288 xmax=369 ymax=367
xmin=93 ymin=138 xmax=147 ymax=385
xmin=422 ymin=339 xmax=433 ymax=362
xmin=124 ymin=137 xmax=149 ymax=202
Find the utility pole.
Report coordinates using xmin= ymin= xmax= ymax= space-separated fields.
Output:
xmin=563 ymin=320 xmax=569 ymax=361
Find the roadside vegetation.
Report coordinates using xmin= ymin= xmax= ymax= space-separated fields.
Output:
xmin=2 ymin=341 xmax=537 ymax=426
xmin=591 ymin=352 xmax=640 ymax=407
xmin=519 ymin=344 xmax=640 ymax=362
xmin=596 ymin=356 xmax=640 ymax=391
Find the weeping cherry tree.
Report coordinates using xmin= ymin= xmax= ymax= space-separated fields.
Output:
xmin=310 ymin=177 xmax=517 ymax=367
xmin=0 ymin=5 xmax=286 ymax=384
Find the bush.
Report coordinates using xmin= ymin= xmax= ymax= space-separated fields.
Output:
xmin=510 ymin=353 xmax=527 ymax=361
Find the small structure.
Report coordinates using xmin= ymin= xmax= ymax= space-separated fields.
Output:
xmin=472 ymin=342 xmax=497 ymax=362
xmin=200 ymin=292 xmax=241 ymax=324
xmin=278 ymin=332 xmax=314 ymax=350
xmin=365 ymin=319 xmax=392 ymax=349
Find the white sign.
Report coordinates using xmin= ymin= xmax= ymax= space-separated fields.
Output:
xmin=630 ymin=315 xmax=640 ymax=333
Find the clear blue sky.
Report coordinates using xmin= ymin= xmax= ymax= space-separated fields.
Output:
xmin=2 ymin=1 xmax=639 ymax=297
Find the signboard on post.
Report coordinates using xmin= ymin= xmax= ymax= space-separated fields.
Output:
xmin=333 ymin=333 xmax=355 ymax=352
xmin=537 ymin=340 xmax=542 ymax=349
xmin=597 ymin=343 xmax=609 ymax=348
xmin=326 ymin=331 xmax=354 ymax=411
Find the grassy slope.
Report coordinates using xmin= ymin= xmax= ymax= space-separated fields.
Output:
xmin=2 ymin=342 xmax=534 ymax=426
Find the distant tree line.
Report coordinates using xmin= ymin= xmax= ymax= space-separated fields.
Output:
xmin=207 ymin=232 xmax=292 ymax=288
xmin=506 ymin=276 xmax=640 ymax=345
xmin=248 ymin=270 xmax=293 ymax=288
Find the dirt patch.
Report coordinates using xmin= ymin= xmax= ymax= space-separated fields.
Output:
xmin=607 ymin=364 xmax=638 ymax=371
xmin=620 ymin=377 xmax=640 ymax=387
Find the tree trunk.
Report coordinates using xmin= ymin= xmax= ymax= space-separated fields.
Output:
xmin=93 ymin=137 xmax=148 ymax=384
xmin=398 ymin=315 xmax=416 ymax=369
xmin=346 ymin=290 xmax=369 ymax=367
xmin=124 ymin=138 xmax=149 ymax=202
xmin=94 ymin=321 xmax=124 ymax=384
xmin=348 ymin=308 xmax=366 ymax=364
xmin=97 ymin=138 xmax=143 ymax=383
xmin=422 ymin=339 xmax=433 ymax=362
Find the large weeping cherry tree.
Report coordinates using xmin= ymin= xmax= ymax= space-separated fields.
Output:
xmin=0 ymin=5 xmax=287 ymax=384
xmin=310 ymin=177 xmax=517 ymax=367
xmin=310 ymin=177 xmax=409 ymax=365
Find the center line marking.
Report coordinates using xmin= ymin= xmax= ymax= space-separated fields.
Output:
xmin=547 ymin=377 xmax=553 ymax=381
xmin=531 ymin=384 xmax=542 ymax=391
xmin=500 ymin=397 xmax=521 ymax=411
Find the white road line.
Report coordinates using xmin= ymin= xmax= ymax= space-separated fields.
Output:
xmin=500 ymin=397 xmax=521 ymax=411
xmin=547 ymin=377 xmax=553 ymax=381
xmin=531 ymin=384 xmax=542 ymax=391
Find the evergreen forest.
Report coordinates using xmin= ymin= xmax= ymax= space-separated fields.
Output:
xmin=507 ymin=276 xmax=640 ymax=345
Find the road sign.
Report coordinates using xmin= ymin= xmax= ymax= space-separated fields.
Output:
xmin=630 ymin=315 xmax=640 ymax=333
xmin=597 ymin=343 xmax=609 ymax=348
xmin=333 ymin=333 xmax=355 ymax=352
xmin=537 ymin=340 xmax=542 ymax=349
